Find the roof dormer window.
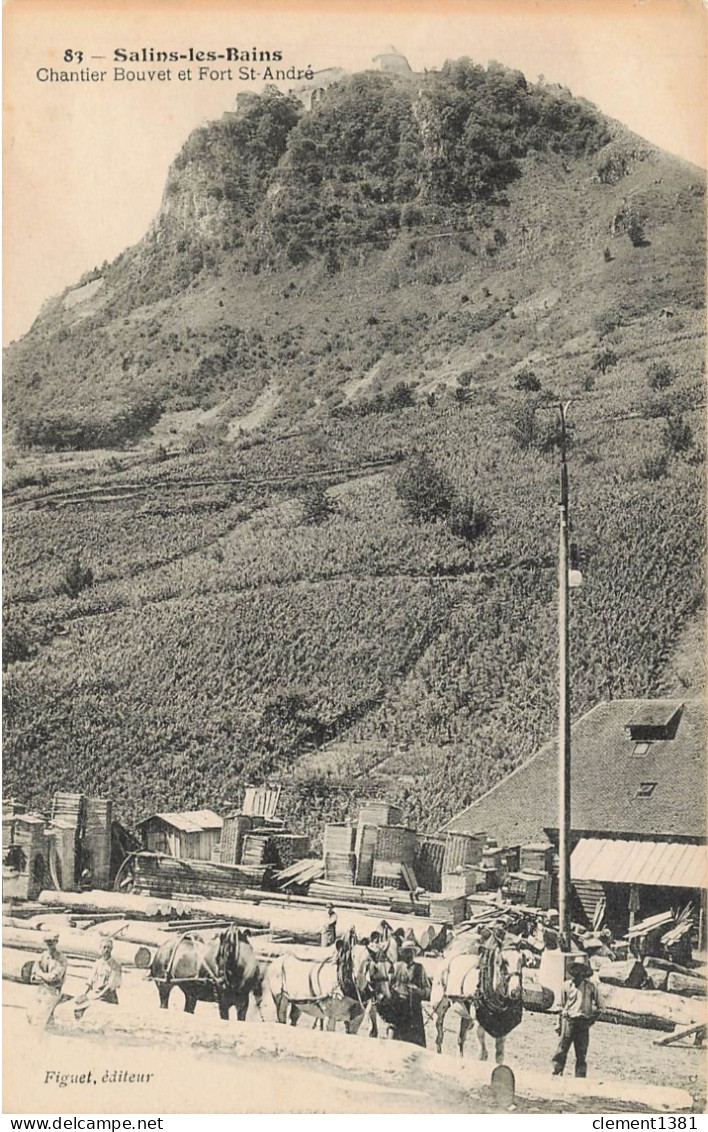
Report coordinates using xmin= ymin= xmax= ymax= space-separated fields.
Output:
xmin=635 ymin=782 xmax=657 ymax=798
xmin=626 ymin=703 xmax=683 ymax=743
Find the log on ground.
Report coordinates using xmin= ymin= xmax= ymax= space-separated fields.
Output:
xmin=666 ymin=972 xmax=708 ymax=998
xmin=2 ymin=926 xmax=152 ymax=968
xmin=597 ymin=982 xmax=706 ymax=1030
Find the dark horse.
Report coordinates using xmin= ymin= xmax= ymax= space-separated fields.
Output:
xmin=150 ymin=925 xmax=264 ymax=1021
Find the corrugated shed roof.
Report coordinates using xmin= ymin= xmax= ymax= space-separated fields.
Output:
xmin=571 ymin=838 xmax=707 ymax=889
xmin=138 ymin=809 xmax=223 ymax=833
xmin=444 ymin=699 xmax=706 ymax=846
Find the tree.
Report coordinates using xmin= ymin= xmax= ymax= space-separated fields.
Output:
xmin=508 ymin=401 xmax=564 ymax=453
xmin=448 ymin=494 xmax=489 ymax=541
xmin=394 ymin=454 xmax=454 ymax=523
xmin=663 ymin=415 xmax=693 ymax=455
xmin=647 ymin=361 xmax=674 ymax=391
xmin=3 ymin=608 xmax=33 ymax=667
xmin=638 ymin=453 xmax=668 ymax=481
xmin=509 ymin=402 xmax=539 ymax=449
xmin=56 ymin=556 xmax=94 ymax=599
xmin=514 ymin=368 xmax=541 ymax=392
xmin=592 ymin=349 xmax=618 ymax=375
xmin=300 ymin=484 xmax=335 ymax=525
xmin=627 ymin=215 xmax=646 ymax=247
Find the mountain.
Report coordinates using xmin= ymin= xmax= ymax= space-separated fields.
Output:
xmin=3 ymin=60 xmax=706 ymax=836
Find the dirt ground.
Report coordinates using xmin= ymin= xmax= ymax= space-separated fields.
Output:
xmin=3 ymin=967 xmax=705 ymax=1115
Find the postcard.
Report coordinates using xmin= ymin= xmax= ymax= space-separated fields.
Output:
xmin=3 ymin=0 xmax=706 ymax=1118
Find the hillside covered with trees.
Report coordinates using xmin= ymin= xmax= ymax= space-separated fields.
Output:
xmin=3 ymin=59 xmax=705 ymax=837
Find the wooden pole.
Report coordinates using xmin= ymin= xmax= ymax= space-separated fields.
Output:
xmin=558 ymin=402 xmax=572 ymax=948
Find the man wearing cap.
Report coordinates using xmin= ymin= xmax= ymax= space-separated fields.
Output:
xmin=320 ymin=904 xmax=338 ymax=947
xmin=552 ymin=959 xmax=600 ymax=1077
xmin=29 ymin=932 xmax=68 ymax=1028
xmin=74 ymin=937 xmax=122 ymax=1019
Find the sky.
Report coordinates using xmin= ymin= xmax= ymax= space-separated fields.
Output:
xmin=3 ymin=0 xmax=706 ymax=345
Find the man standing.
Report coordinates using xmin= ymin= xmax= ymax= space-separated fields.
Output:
xmin=320 ymin=904 xmax=337 ymax=947
xmin=552 ymin=959 xmax=600 ymax=1077
xmin=29 ymin=932 xmax=68 ymax=1028
xmin=74 ymin=936 xmax=122 ymax=1019
xmin=390 ymin=939 xmax=430 ymax=1047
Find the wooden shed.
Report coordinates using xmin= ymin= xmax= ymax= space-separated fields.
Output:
xmin=137 ymin=809 xmax=223 ymax=861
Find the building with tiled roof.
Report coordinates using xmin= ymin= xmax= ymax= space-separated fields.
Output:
xmin=444 ymin=699 xmax=706 ymax=934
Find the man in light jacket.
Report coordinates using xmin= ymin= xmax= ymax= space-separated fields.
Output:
xmin=551 ymin=959 xmax=600 ymax=1077
xmin=29 ymin=932 xmax=68 ymax=1028
xmin=74 ymin=937 xmax=122 ymax=1019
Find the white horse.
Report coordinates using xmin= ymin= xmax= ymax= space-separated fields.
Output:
xmin=268 ymin=936 xmax=384 ymax=1033
xmin=430 ymin=944 xmax=524 ymax=1062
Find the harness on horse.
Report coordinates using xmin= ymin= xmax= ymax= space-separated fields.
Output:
xmin=162 ymin=931 xmax=221 ymax=985
xmin=474 ymin=944 xmax=523 ymax=1040
xmin=281 ymin=934 xmax=364 ymax=1007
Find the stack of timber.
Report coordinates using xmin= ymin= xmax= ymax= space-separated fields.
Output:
xmin=46 ymin=820 xmax=78 ymax=892
xmin=240 ymin=834 xmax=273 ymax=867
xmin=324 ymin=853 xmax=356 ymax=883
xmin=83 ymin=797 xmax=112 ymax=888
xmin=275 ymin=858 xmax=324 ymax=892
xmin=219 ymin=814 xmax=252 ymax=866
xmin=318 ymin=803 xmax=424 ymax=898
xmin=309 ymin=878 xmax=429 ymax=915
xmin=372 ymin=825 xmax=418 ymax=890
xmin=323 ymin=825 xmax=356 ymax=855
xmin=358 ymin=802 xmax=402 ymax=827
xmin=520 ymin=844 xmax=554 ymax=873
xmin=371 ymin=861 xmax=407 ymax=890
xmin=52 ymin=792 xmax=83 ymax=831
xmin=131 ymin=852 xmax=275 ymax=898
xmin=49 ymin=792 xmax=83 ymax=890
xmin=504 ymin=871 xmax=552 ymax=907
xmin=2 ymin=813 xmax=47 ymax=901
xmin=323 ymin=824 xmax=356 ymax=883
xmin=428 ymin=895 xmax=467 ymax=924
xmin=266 ymin=833 xmax=310 ymax=869
xmin=354 ymin=825 xmax=377 ymax=887
xmin=414 ymin=837 xmax=445 ymax=893
xmin=441 ymin=870 xmax=478 ymax=898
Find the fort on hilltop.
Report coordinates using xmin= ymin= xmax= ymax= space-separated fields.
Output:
xmin=231 ymin=48 xmax=414 ymax=115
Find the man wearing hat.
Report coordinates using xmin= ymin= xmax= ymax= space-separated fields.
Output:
xmin=390 ymin=934 xmax=430 ymax=1047
xmin=74 ymin=936 xmax=123 ymax=1019
xmin=29 ymin=932 xmax=68 ymax=1028
xmin=320 ymin=903 xmax=338 ymax=948
xmin=552 ymin=958 xmax=600 ymax=1077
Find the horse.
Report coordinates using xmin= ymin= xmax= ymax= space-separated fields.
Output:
xmin=268 ymin=930 xmax=388 ymax=1033
xmin=150 ymin=924 xmax=264 ymax=1021
xmin=431 ymin=942 xmax=524 ymax=1062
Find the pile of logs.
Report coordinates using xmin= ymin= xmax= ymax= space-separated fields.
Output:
xmin=129 ymin=852 xmax=276 ymax=899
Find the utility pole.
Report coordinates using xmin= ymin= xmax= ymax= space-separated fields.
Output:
xmin=558 ymin=402 xmax=572 ymax=949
